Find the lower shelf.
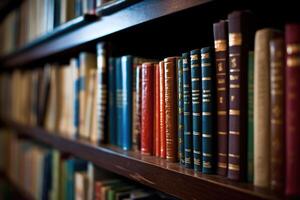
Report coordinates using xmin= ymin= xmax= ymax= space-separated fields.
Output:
xmin=0 ymin=120 xmax=279 ymax=200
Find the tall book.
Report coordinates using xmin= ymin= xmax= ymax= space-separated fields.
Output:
xmin=177 ymin=58 xmax=185 ymax=165
xmin=159 ymin=61 xmax=166 ymax=159
xmin=228 ymin=10 xmax=253 ymax=181
xmin=201 ymin=47 xmax=215 ymax=174
xmin=285 ymin=24 xmax=300 ymax=196
xmin=270 ymin=36 xmax=285 ymax=193
xmin=141 ymin=63 xmax=155 ymax=155
xmin=164 ymin=57 xmax=178 ymax=162
xmin=254 ymin=28 xmax=279 ymax=188
xmin=213 ymin=20 xmax=229 ymax=176
xmin=108 ymin=58 xmax=116 ymax=145
xmin=182 ymin=52 xmax=193 ymax=168
xmin=132 ymin=65 xmax=142 ymax=151
xmin=190 ymin=49 xmax=202 ymax=171
xmin=70 ymin=58 xmax=80 ymax=139
xmin=154 ymin=63 xmax=160 ymax=157
xmin=116 ymin=56 xmax=133 ymax=150
xmin=247 ymin=51 xmax=254 ymax=182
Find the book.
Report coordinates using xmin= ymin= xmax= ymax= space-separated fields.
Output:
xmin=285 ymin=23 xmax=300 ymax=196
xmin=164 ymin=57 xmax=178 ymax=162
xmin=108 ymin=58 xmax=117 ymax=145
xmin=190 ymin=49 xmax=202 ymax=171
xmin=213 ymin=20 xmax=229 ymax=176
xmin=254 ymin=28 xmax=280 ymax=188
xmin=116 ymin=55 xmax=133 ymax=150
xmin=176 ymin=58 xmax=185 ymax=165
xmin=154 ymin=63 xmax=160 ymax=157
xmin=228 ymin=10 xmax=253 ymax=181
xmin=141 ymin=63 xmax=155 ymax=155
xmin=75 ymin=172 xmax=89 ymax=200
xmin=247 ymin=51 xmax=254 ymax=183
xmin=270 ymin=36 xmax=285 ymax=193
xmin=201 ymin=47 xmax=215 ymax=174
xmin=159 ymin=61 xmax=166 ymax=159
xmin=182 ymin=52 xmax=193 ymax=168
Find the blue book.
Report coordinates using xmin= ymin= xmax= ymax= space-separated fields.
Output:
xmin=41 ymin=150 xmax=52 ymax=200
xmin=177 ymin=58 xmax=184 ymax=165
xmin=201 ymin=47 xmax=216 ymax=174
xmin=72 ymin=58 xmax=80 ymax=139
xmin=116 ymin=56 xmax=133 ymax=150
xmin=108 ymin=57 xmax=117 ymax=145
xmin=182 ymin=52 xmax=193 ymax=169
xmin=190 ymin=49 xmax=202 ymax=172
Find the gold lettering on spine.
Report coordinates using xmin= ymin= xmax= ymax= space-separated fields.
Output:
xmin=287 ymin=44 xmax=300 ymax=54
xmin=287 ymin=57 xmax=300 ymax=67
xmin=229 ymin=33 xmax=242 ymax=46
xmin=214 ymin=40 xmax=227 ymax=52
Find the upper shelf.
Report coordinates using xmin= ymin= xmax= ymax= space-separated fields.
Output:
xmin=0 ymin=120 xmax=280 ymax=200
xmin=0 ymin=0 xmax=212 ymax=68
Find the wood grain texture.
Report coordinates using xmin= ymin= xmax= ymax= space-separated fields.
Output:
xmin=0 ymin=120 xmax=281 ymax=200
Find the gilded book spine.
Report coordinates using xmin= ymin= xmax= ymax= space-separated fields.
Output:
xmin=190 ymin=49 xmax=202 ymax=171
xmin=159 ymin=61 xmax=166 ymax=158
xmin=164 ymin=57 xmax=178 ymax=162
xmin=182 ymin=52 xmax=193 ymax=168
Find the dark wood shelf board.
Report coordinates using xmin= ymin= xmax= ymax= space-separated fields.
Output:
xmin=0 ymin=120 xmax=280 ymax=200
xmin=0 ymin=0 xmax=212 ymax=68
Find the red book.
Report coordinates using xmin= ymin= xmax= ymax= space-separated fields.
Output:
xmin=159 ymin=61 xmax=166 ymax=158
xmin=94 ymin=181 xmax=101 ymax=200
xmin=155 ymin=64 xmax=161 ymax=157
xmin=141 ymin=62 xmax=155 ymax=155
xmin=285 ymin=24 xmax=300 ymax=196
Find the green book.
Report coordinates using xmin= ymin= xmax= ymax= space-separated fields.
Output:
xmin=50 ymin=150 xmax=61 ymax=200
xmin=247 ymin=51 xmax=254 ymax=182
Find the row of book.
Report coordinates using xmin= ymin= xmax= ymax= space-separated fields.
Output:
xmin=1 ymin=10 xmax=300 ymax=197
xmin=0 ymin=129 xmax=176 ymax=200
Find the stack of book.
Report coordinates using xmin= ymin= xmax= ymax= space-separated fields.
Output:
xmin=0 ymin=0 xmax=96 ymax=55
xmin=1 ymin=9 xmax=300 ymax=197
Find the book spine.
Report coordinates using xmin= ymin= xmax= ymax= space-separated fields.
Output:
xmin=182 ymin=52 xmax=193 ymax=168
xmin=270 ymin=37 xmax=285 ymax=193
xmin=201 ymin=47 xmax=215 ymax=174
xmin=155 ymin=64 xmax=160 ymax=157
xmin=108 ymin=58 xmax=116 ymax=145
xmin=177 ymin=58 xmax=185 ymax=165
xmin=132 ymin=65 xmax=142 ymax=151
xmin=190 ymin=49 xmax=202 ymax=171
xmin=247 ymin=51 xmax=254 ymax=183
xmin=141 ymin=63 xmax=155 ymax=155
xmin=285 ymin=24 xmax=300 ymax=196
xmin=79 ymin=53 xmax=87 ymax=139
xmin=96 ymin=43 xmax=107 ymax=144
xmin=213 ymin=20 xmax=229 ymax=176
xmin=254 ymin=29 xmax=279 ymax=188
xmin=159 ymin=61 xmax=166 ymax=158
xmin=228 ymin=11 xmax=252 ymax=181
xmin=164 ymin=57 xmax=178 ymax=162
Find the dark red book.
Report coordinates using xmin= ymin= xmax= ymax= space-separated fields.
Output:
xmin=141 ymin=63 xmax=155 ymax=155
xmin=164 ymin=57 xmax=178 ymax=162
xmin=285 ymin=24 xmax=300 ymax=197
xmin=155 ymin=64 xmax=160 ymax=157
xmin=159 ymin=61 xmax=166 ymax=158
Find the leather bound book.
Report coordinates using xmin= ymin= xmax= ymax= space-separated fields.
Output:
xmin=201 ymin=47 xmax=216 ymax=174
xmin=155 ymin=63 xmax=160 ymax=157
xmin=108 ymin=57 xmax=117 ymax=145
xmin=270 ymin=36 xmax=285 ymax=193
xmin=177 ymin=58 xmax=185 ymax=165
xmin=182 ymin=52 xmax=193 ymax=168
xmin=164 ymin=57 xmax=179 ymax=162
xmin=190 ymin=49 xmax=202 ymax=171
xmin=285 ymin=24 xmax=300 ymax=197
xmin=254 ymin=29 xmax=280 ymax=188
xmin=132 ymin=65 xmax=142 ymax=151
xmin=228 ymin=10 xmax=253 ymax=181
xmin=213 ymin=20 xmax=229 ymax=176
xmin=141 ymin=63 xmax=155 ymax=155
xmin=247 ymin=51 xmax=254 ymax=183
xmin=159 ymin=61 xmax=166 ymax=159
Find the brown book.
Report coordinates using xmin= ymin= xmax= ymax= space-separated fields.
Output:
xmin=155 ymin=64 xmax=161 ymax=157
xmin=164 ymin=57 xmax=178 ymax=162
xmin=213 ymin=20 xmax=229 ymax=176
xmin=228 ymin=10 xmax=254 ymax=181
xmin=270 ymin=37 xmax=285 ymax=193
xmin=159 ymin=61 xmax=166 ymax=159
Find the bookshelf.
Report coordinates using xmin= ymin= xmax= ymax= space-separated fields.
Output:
xmin=0 ymin=0 xmax=298 ymax=199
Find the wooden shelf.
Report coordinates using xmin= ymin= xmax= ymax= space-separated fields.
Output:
xmin=0 ymin=120 xmax=280 ymax=200
xmin=0 ymin=0 xmax=212 ymax=68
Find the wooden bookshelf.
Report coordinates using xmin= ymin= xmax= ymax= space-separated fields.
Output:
xmin=0 ymin=120 xmax=279 ymax=200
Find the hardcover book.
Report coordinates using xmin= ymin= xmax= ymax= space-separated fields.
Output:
xmin=159 ymin=61 xmax=166 ymax=159
xmin=108 ymin=57 xmax=116 ymax=145
xmin=154 ymin=63 xmax=160 ymax=157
